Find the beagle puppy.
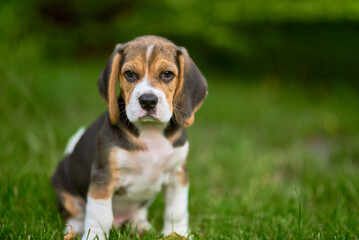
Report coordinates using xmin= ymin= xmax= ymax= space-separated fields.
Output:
xmin=51 ymin=35 xmax=207 ymax=240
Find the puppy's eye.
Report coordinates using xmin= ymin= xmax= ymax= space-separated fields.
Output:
xmin=124 ymin=70 xmax=137 ymax=82
xmin=160 ymin=71 xmax=174 ymax=83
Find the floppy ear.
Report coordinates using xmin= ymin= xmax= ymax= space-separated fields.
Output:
xmin=174 ymin=47 xmax=208 ymax=127
xmin=98 ymin=44 xmax=124 ymax=125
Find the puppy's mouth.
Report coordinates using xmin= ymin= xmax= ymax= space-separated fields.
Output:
xmin=138 ymin=113 xmax=159 ymax=122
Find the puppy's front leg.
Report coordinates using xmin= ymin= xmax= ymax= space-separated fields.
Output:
xmin=162 ymin=164 xmax=189 ymax=237
xmin=82 ymin=195 xmax=113 ymax=240
xmin=82 ymin=168 xmax=116 ymax=240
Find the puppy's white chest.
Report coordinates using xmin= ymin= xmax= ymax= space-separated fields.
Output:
xmin=112 ymin=130 xmax=188 ymax=200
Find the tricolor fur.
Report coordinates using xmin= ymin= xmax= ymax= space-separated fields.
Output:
xmin=51 ymin=35 xmax=208 ymax=240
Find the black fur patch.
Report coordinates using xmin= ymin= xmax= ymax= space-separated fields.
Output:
xmin=164 ymin=117 xmax=187 ymax=147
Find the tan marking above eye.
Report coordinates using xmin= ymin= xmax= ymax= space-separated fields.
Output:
xmin=122 ymin=60 xmax=145 ymax=76
xmin=151 ymin=60 xmax=178 ymax=77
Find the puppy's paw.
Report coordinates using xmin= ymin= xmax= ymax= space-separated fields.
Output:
xmin=64 ymin=224 xmax=76 ymax=240
xmin=130 ymin=220 xmax=152 ymax=234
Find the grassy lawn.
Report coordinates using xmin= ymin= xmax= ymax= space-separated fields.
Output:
xmin=0 ymin=57 xmax=358 ymax=239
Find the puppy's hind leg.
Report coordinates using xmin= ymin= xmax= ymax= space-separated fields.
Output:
xmin=52 ymin=154 xmax=87 ymax=235
xmin=56 ymin=190 xmax=86 ymax=236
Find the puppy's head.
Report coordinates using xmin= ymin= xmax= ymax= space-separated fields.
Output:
xmin=98 ymin=36 xmax=207 ymax=127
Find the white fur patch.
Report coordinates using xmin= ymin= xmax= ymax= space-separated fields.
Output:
xmin=146 ymin=44 xmax=154 ymax=62
xmin=64 ymin=127 xmax=86 ymax=154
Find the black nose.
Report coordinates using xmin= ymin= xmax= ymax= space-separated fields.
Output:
xmin=139 ymin=94 xmax=158 ymax=111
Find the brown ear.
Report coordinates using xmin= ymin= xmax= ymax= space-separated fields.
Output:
xmin=98 ymin=44 xmax=124 ymax=125
xmin=174 ymin=47 xmax=208 ymax=127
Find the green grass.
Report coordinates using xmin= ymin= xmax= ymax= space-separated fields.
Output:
xmin=0 ymin=57 xmax=358 ymax=239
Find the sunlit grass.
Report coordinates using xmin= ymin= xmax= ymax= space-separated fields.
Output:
xmin=0 ymin=58 xmax=358 ymax=239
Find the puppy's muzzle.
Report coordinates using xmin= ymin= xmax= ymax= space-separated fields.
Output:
xmin=139 ymin=93 xmax=158 ymax=111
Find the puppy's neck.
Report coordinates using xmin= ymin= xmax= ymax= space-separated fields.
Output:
xmin=135 ymin=122 xmax=167 ymax=139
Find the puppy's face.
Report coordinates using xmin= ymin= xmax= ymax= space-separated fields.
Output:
xmin=120 ymin=39 xmax=179 ymax=123
xmin=98 ymin=36 xmax=208 ymax=127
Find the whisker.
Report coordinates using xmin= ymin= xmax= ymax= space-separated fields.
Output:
xmin=173 ymin=105 xmax=190 ymax=118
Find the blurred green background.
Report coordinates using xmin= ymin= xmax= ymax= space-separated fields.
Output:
xmin=1 ymin=0 xmax=359 ymax=239
xmin=2 ymin=0 xmax=359 ymax=84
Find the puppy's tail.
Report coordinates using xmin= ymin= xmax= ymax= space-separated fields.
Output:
xmin=64 ymin=127 xmax=86 ymax=155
